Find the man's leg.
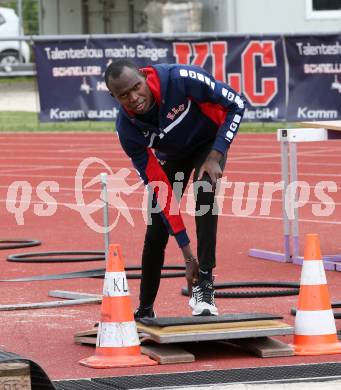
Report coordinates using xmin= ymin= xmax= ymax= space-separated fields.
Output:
xmin=190 ymin=144 xmax=227 ymax=315
xmin=135 ymin=158 xmax=192 ymax=319
xmin=137 ymin=208 xmax=169 ymax=317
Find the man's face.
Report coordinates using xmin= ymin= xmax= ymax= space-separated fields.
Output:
xmin=107 ymin=67 xmax=154 ymax=114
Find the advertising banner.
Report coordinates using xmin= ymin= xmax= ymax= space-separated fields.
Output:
xmin=34 ymin=34 xmax=340 ymax=122
xmin=285 ymin=34 xmax=341 ymax=121
xmin=34 ymin=36 xmax=286 ymax=122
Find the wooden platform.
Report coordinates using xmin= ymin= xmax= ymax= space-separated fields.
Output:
xmin=300 ymin=120 xmax=341 ymax=131
xmin=136 ymin=319 xmax=293 ymax=344
xmin=74 ymin=314 xmax=294 ymax=364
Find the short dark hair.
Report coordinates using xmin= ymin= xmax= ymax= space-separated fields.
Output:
xmin=104 ymin=59 xmax=140 ymax=87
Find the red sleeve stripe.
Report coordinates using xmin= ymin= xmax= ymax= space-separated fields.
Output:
xmin=144 ymin=149 xmax=186 ymax=235
xmin=197 ymin=101 xmax=229 ymax=127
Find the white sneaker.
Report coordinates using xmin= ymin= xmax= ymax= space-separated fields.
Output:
xmin=189 ymin=280 xmax=218 ymax=316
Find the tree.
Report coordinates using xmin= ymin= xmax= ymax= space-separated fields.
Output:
xmin=0 ymin=0 xmax=39 ymax=34
xmin=22 ymin=0 xmax=39 ymax=35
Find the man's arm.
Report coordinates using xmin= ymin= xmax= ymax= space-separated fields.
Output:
xmin=176 ymin=65 xmax=246 ymax=149
xmin=175 ymin=65 xmax=246 ymax=186
xmin=118 ymin=132 xmax=189 ymax=247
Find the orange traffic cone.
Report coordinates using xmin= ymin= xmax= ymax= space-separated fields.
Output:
xmin=79 ymin=244 xmax=157 ymax=368
xmin=293 ymin=233 xmax=341 ymax=355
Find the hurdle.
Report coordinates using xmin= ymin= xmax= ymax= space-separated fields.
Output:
xmin=249 ymin=121 xmax=341 ymax=270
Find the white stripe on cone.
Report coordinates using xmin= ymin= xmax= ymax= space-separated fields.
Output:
xmin=96 ymin=321 xmax=140 ymax=347
xmin=300 ymin=260 xmax=327 ymax=285
xmin=295 ymin=310 xmax=336 ymax=335
xmin=102 ymin=272 xmax=130 ymax=297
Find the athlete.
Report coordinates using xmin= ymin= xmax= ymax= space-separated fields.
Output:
xmin=105 ymin=59 xmax=246 ymax=317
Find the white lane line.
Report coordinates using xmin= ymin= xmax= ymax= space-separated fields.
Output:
xmin=0 ymin=142 xmax=116 ymax=147
xmin=1 ymin=183 xmax=341 ymax=204
xmin=0 ymin=166 xmax=65 ymax=174
xmin=0 ymin=156 xmax=130 ymax=162
xmin=1 ymin=199 xmax=340 ymax=225
xmin=2 ymin=156 xmax=341 ymax=169
xmin=1 ymin=169 xmax=341 ymax=180
xmin=0 ymin=147 xmax=340 ymax=157
xmin=0 ymin=144 xmax=290 ymax=153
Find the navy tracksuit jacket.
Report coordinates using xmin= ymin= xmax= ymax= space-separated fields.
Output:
xmin=116 ymin=63 xmax=246 ymax=248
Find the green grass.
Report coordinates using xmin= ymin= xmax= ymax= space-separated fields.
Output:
xmin=0 ymin=111 xmax=292 ymax=133
xmin=0 ymin=112 xmax=114 ymax=132
xmin=0 ymin=76 xmax=35 ymax=84
xmin=240 ymin=121 xmax=292 ymax=133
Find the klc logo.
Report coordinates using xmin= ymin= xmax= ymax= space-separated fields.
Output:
xmin=166 ymin=104 xmax=185 ymax=121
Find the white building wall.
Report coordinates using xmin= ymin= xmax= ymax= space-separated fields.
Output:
xmin=40 ymin=0 xmax=58 ymax=34
xmin=201 ymin=0 xmax=340 ymax=33
xmin=59 ymin=0 xmax=83 ymax=34
xmin=40 ymin=0 xmax=83 ymax=35
xmin=39 ymin=0 xmax=341 ymax=35
xmin=231 ymin=0 xmax=340 ymax=34
xmin=87 ymin=0 xmax=130 ymax=34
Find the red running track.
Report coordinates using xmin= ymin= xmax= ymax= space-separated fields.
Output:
xmin=1 ymin=132 xmax=341 ymax=380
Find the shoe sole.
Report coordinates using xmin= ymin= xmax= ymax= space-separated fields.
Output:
xmin=192 ymin=308 xmax=218 ymax=316
xmin=189 ymin=299 xmax=218 ymax=316
xmin=192 ymin=305 xmax=219 ymax=315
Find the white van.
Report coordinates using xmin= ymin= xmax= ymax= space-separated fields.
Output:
xmin=0 ymin=7 xmax=30 ymax=69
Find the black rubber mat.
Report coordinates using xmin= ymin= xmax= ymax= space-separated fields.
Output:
xmin=0 ymin=350 xmax=55 ymax=390
xmin=54 ymin=380 xmax=114 ymax=390
xmin=139 ymin=313 xmax=282 ymax=327
xmin=7 ymin=251 xmax=105 ymax=263
xmin=0 ymin=268 xmax=105 ymax=282
xmin=52 ymin=362 xmax=341 ymax=389
xmin=93 ymin=362 xmax=341 ymax=388
xmin=0 ymin=239 xmax=41 ymax=250
xmin=1 ymin=265 xmax=185 ymax=282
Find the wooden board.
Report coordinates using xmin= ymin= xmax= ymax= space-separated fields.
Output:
xmin=48 ymin=290 xmax=102 ymax=300
xmin=300 ymin=121 xmax=341 ymax=131
xmin=75 ymin=320 xmax=293 ymax=345
xmin=74 ymin=336 xmax=97 ymax=345
xmin=0 ymin=298 xmax=101 ymax=311
xmin=74 ymin=328 xmax=149 ymax=345
xmin=141 ymin=343 xmax=195 ymax=364
xmin=136 ymin=320 xmax=293 ymax=344
xmin=74 ymin=328 xmax=97 ymax=338
xmin=139 ymin=313 xmax=282 ymax=327
xmin=226 ymin=336 xmax=294 ymax=358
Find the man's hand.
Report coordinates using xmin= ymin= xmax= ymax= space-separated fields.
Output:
xmin=181 ymin=244 xmax=199 ymax=295
xmin=198 ymin=150 xmax=223 ymax=190
xmin=185 ymin=258 xmax=199 ymax=295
